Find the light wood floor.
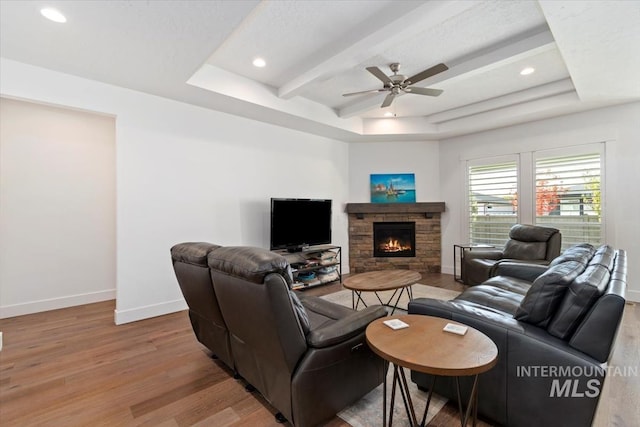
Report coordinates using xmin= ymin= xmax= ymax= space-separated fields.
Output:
xmin=0 ymin=274 xmax=637 ymax=426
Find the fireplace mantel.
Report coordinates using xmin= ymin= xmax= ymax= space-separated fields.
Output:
xmin=345 ymin=202 xmax=445 ymax=218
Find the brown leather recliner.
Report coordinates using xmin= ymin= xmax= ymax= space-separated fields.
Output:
xmin=462 ymin=224 xmax=561 ymax=286
xmin=207 ymin=246 xmax=387 ymax=427
xmin=170 ymin=242 xmax=234 ymax=368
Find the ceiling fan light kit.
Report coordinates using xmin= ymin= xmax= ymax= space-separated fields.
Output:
xmin=343 ymin=62 xmax=448 ymax=108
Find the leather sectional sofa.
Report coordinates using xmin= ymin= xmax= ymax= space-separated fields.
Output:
xmin=408 ymin=243 xmax=627 ymax=427
xmin=171 ymin=243 xmax=387 ymax=427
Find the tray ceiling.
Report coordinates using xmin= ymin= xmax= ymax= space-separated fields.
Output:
xmin=1 ymin=0 xmax=638 ymax=141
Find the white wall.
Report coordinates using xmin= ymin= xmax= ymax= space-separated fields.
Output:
xmin=3 ymin=56 xmax=637 ymax=320
xmin=0 ymin=98 xmax=116 ymax=318
xmin=438 ymin=102 xmax=640 ymax=302
xmin=0 ymin=59 xmax=350 ymax=323
xmin=348 ymin=140 xmax=441 ymax=202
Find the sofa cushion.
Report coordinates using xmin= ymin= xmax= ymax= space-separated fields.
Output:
xmin=508 ymin=224 xmax=559 ymax=242
xmin=514 ymin=260 xmax=586 ymax=327
xmin=297 ymin=293 xmax=355 ymax=331
xmin=549 ymin=243 xmax=595 ymax=267
xmin=171 ymin=242 xmax=221 ymax=265
xmin=207 ymin=246 xmax=293 ymax=285
xmin=590 ymin=245 xmax=616 ymax=271
xmin=547 ymin=264 xmax=610 ymax=340
xmin=502 ymin=240 xmax=547 ymax=260
xmin=481 ymin=275 xmax=532 ymax=296
xmin=455 ymin=285 xmax=524 ymax=316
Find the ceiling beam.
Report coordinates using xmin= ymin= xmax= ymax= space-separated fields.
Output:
xmin=436 ymin=91 xmax=582 ymax=137
xmin=338 ymin=28 xmax=557 ymax=119
xmin=277 ymin=0 xmax=479 ymax=100
xmin=425 ymin=78 xmax=575 ymax=123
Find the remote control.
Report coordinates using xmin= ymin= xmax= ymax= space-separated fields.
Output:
xmin=443 ymin=323 xmax=468 ymax=335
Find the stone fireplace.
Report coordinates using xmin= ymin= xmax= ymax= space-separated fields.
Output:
xmin=346 ymin=202 xmax=445 ymax=274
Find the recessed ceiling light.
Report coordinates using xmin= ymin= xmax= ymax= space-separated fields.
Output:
xmin=384 ymin=111 xmax=395 ymax=117
xmin=40 ymin=8 xmax=67 ymax=23
xmin=520 ymin=67 xmax=535 ymax=76
xmin=252 ymin=58 xmax=266 ymax=68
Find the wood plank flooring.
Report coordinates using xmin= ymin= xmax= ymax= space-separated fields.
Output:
xmin=0 ymin=274 xmax=637 ymax=426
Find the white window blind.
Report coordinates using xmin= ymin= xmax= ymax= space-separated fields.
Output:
xmin=535 ymin=152 xmax=602 ymax=249
xmin=468 ymin=161 xmax=518 ymax=246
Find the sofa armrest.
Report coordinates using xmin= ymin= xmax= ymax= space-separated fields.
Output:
xmin=306 ymin=305 xmax=388 ymax=348
xmin=298 ymin=293 xmax=356 ymax=319
xmin=463 ymin=248 xmax=504 ymax=261
xmin=492 ymin=261 xmax=549 ymax=282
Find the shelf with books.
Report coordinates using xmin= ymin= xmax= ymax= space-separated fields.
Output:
xmin=276 ymin=245 xmax=341 ymax=290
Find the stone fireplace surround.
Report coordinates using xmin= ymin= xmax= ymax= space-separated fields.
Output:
xmin=346 ymin=203 xmax=445 ymax=274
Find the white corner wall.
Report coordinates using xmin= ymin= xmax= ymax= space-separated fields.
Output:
xmin=0 ymin=59 xmax=350 ymax=324
xmin=438 ymin=102 xmax=640 ymax=302
xmin=0 ymin=98 xmax=116 ymax=318
xmin=348 ymin=140 xmax=441 ymax=202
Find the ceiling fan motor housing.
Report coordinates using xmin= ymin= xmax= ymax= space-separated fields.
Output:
xmin=389 ymin=63 xmax=407 ymax=84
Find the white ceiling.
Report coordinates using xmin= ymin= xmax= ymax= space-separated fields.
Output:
xmin=1 ymin=0 xmax=639 ymax=141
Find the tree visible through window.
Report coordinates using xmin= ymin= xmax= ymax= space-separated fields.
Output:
xmin=535 ymin=153 xmax=602 ymax=249
xmin=536 ymin=179 xmax=567 ymax=216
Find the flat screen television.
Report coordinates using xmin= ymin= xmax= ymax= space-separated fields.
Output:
xmin=270 ymin=198 xmax=332 ymax=251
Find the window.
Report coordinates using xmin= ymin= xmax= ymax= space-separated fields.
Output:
xmin=467 ymin=159 xmax=518 ymax=246
xmin=535 ymin=152 xmax=602 ymax=249
xmin=466 ymin=144 xmax=605 ymax=251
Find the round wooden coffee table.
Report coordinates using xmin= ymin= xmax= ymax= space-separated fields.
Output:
xmin=342 ymin=269 xmax=421 ymax=314
xmin=366 ymin=314 xmax=498 ymax=426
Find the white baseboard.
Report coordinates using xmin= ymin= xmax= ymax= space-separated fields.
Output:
xmin=626 ymin=289 xmax=640 ymax=303
xmin=114 ymin=299 xmax=187 ymax=325
xmin=0 ymin=289 xmax=116 ymax=319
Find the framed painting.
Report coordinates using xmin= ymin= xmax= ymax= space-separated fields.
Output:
xmin=370 ymin=173 xmax=416 ymax=203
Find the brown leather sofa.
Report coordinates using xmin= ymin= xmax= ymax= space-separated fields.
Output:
xmin=171 ymin=242 xmax=233 ymax=368
xmin=171 ymin=243 xmax=387 ymax=427
xmin=409 ymin=243 xmax=627 ymax=427
xmin=462 ymin=224 xmax=561 ymax=286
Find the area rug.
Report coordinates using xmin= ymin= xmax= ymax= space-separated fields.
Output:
xmin=321 ymin=283 xmax=460 ymax=312
xmin=322 ymin=284 xmax=461 ymax=426
xmin=337 ymin=367 xmax=448 ymax=426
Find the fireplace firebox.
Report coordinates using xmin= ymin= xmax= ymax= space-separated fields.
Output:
xmin=373 ymin=222 xmax=416 ymax=257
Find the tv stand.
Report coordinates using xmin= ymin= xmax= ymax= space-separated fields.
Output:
xmin=286 ymin=244 xmax=309 ymax=253
xmin=275 ymin=245 xmax=341 ymax=290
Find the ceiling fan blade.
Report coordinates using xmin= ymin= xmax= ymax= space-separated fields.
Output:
xmin=342 ymin=88 xmax=387 ymax=97
xmin=366 ymin=66 xmax=393 ymax=85
xmin=381 ymin=93 xmax=395 ymax=108
xmin=406 ymin=63 xmax=448 ymax=85
xmin=404 ymin=87 xmax=443 ymax=97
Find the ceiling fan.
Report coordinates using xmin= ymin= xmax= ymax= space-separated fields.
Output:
xmin=342 ymin=62 xmax=448 ymax=108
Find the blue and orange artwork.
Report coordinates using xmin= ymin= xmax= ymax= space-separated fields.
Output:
xmin=370 ymin=173 xmax=416 ymax=203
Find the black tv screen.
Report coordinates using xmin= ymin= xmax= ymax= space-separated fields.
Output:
xmin=270 ymin=198 xmax=332 ymax=250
